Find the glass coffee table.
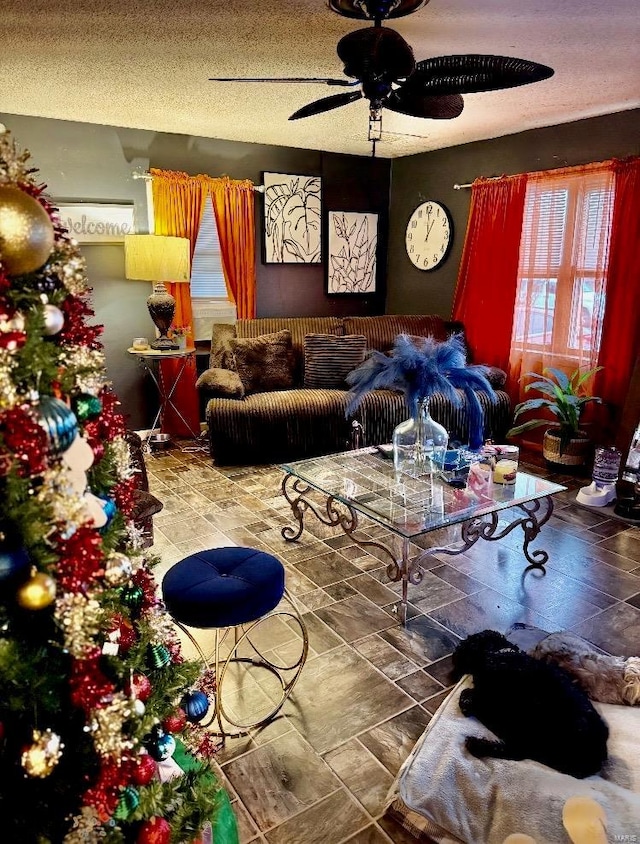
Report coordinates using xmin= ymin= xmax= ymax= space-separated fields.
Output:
xmin=280 ymin=447 xmax=566 ymax=624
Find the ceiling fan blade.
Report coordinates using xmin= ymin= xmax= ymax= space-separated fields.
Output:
xmin=208 ymin=77 xmax=357 ymax=87
xmin=329 ymin=0 xmax=430 ymax=20
xmin=337 ymin=27 xmax=415 ymax=81
xmin=289 ymin=90 xmax=363 ymax=120
xmin=385 ymin=91 xmax=464 ymax=119
xmin=405 ymin=55 xmax=554 ymax=95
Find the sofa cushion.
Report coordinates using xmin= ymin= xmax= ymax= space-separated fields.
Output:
xmin=230 ymin=329 xmax=295 ymax=394
xmin=303 ymin=333 xmax=367 ymax=389
xmin=206 ymin=389 xmax=352 ymax=464
xmin=196 ymin=367 xmax=245 ymax=398
xmin=343 ymin=315 xmax=448 ymax=353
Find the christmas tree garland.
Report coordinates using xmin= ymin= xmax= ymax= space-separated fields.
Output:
xmin=0 ymin=128 xmax=232 ymax=843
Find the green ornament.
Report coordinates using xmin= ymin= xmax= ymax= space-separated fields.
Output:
xmin=120 ymin=584 xmax=144 ymax=611
xmin=113 ymin=785 xmax=139 ymax=820
xmin=148 ymin=643 xmax=171 ymax=669
xmin=73 ymin=394 xmax=102 ymax=422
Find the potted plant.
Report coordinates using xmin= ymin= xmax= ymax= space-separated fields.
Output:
xmin=507 ymin=366 xmax=602 ymax=467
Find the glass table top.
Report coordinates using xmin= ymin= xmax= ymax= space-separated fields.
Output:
xmin=281 ymin=447 xmax=566 ymax=539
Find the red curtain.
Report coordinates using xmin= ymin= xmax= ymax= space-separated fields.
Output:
xmin=594 ymin=157 xmax=640 ymax=433
xmin=451 ymin=175 xmax=528 ymax=382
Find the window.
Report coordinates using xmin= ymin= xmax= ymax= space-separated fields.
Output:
xmin=190 ymin=200 xmax=236 ymax=339
xmin=512 ymin=171 xmax=614 ymax=358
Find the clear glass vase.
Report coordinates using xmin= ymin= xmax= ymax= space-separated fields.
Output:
xmin=392 ymin=397 xmax=449 ymax=478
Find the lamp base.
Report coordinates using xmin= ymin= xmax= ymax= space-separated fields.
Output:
xmin=147 ymin=282 xmax=179 ymax=351
xmin=151 ymin=335 xmax=180 ymax=351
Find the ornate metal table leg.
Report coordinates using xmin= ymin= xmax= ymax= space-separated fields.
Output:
xmin=518 ymin=495 xmax=554 ymax=570
xmin=415 ymin=495 xmax=556 ymax=573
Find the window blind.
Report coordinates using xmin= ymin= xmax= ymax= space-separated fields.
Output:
xmin=190 ymin=200 xmax=228 ymax=299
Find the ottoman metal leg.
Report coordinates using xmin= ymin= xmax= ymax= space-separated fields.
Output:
xmin=173 ymin=589 xmax=308 ymax=738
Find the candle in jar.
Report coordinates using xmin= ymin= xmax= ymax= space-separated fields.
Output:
xmin=493 ymin=460 xmax=518 ymax=484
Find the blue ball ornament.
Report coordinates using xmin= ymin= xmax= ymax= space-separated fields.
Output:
xmin=0 ymin=542 xmax=30 ymax=590
xmin=36 ymin=396 xmax=78 ymax=455
xmin=180 ymin=690 xmax=209 ymax=723
xmin=148 ymin=732 xmax=176 ymax=761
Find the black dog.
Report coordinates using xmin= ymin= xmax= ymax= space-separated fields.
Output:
xmin=452 ymin=630 xmax=609 ymax=778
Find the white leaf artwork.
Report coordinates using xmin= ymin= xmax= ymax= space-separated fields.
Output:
xmin=327 ymin=211 xmax=378 ymax=294
xmin=263 ymin=172 xmax=322 ymax=264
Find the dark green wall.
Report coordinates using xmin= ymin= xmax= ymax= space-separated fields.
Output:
xmin=0 ymin=113 xmax=390 ymax=429
xmin=386 ymin=109 xmax=640 ymax=318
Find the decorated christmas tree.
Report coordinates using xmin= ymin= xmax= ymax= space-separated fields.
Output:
xmin=0 ymin=128 xmax=235 ymax=843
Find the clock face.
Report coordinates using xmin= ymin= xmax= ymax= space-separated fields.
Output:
xmin=405 ymin=201 xmax=452 ymax=271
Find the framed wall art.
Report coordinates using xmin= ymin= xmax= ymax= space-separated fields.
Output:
xmin=327 ymin=211 xmax=378 ymax=295
xmin=262 ymin=172 xmax=321 ymax=263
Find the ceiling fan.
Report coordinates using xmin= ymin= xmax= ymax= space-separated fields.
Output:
xmin=209 ymin=0 xmax=554 ymax=152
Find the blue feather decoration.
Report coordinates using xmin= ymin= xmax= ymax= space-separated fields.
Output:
xmin=345 ymin=333 xmax=497 ymax=449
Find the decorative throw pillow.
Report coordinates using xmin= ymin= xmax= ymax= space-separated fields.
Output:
xmin=303 ymin=334 xmax=368 ymax=389
xmin=209 ymin=323 xmax=237 ymax=369
xmin=195 ymin=367 xmax=245 ymax=398
xmin=230 ymin=330 xmax=295 ymax=394
xmin=484 ymin=366 xmax=507 ymax=389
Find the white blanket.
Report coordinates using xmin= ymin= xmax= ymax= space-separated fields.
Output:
xmin=391 ymin=677 xmax=640 ymax=844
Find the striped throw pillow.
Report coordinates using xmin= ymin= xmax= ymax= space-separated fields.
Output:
xmin=303 ymin=334 xmax=367 ymax=389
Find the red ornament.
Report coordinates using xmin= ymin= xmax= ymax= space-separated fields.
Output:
xmin=137 ymin=817 xmax=171 ymax=844
xmin=127 ymin=673 xmax=152 ymax=702
xmin=107 ymin=614 xmax=137 ymax=652
xmin=132 ymin=753 xmax=157 ymax=786
xmin=162 ymin=708 xmax=187 ymax=734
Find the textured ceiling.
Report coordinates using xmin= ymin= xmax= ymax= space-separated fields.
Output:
xmin=1 ymin=0 xmax=638 ymax=159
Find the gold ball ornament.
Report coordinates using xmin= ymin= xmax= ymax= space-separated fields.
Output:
xmin=21 ymin=728 xmax=64 ymax=778
xmin=16 ymin=569 xmax=56 ymax=609
xmin=104 ymin=552 xmax=133 ymax=587
xmin=0 ymin=186 xmax=55 ymax=276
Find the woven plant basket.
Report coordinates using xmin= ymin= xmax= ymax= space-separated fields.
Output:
xmin=543 ymin=428 xmax=591 ymax=466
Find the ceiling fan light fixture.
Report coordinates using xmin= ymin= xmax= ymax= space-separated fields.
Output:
xmin=328 ymin=0 xmax=430 ymax=20
xmin=368 ymin=109 xmax=383 ymax=140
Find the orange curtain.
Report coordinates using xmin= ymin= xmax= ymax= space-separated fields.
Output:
xmin=452 ymin=174 xmax=528 ymax=376
xmin=150 ymin=168 xmax=209 ymax=436
xmin=594 ymin=157 xmax=640 ymax=432
xmin=508 ymin=162 xmax=615 ymax=412
xmin=209 ymin=176 xmax=256 ymax=319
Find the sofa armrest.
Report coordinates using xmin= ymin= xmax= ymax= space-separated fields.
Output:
xmin=196 ymin=367 xmax=245 ymax=399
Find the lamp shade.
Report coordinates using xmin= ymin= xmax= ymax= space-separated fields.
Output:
xmin=124 ymin=234 xmax=190 ymax=282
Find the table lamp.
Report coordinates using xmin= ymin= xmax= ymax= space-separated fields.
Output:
xmin=124 ymin=234 xmax=190 ymax=350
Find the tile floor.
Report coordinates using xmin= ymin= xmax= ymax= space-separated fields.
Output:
xmin=146 ymin=442 xmax=640 ymax=844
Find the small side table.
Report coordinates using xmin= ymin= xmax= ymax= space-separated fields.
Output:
xmin=128 ymin=347 xmax=199 ymax=447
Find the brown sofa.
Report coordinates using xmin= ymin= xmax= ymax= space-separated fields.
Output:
xmin=198 ymin=315 xmax=512 ymax=465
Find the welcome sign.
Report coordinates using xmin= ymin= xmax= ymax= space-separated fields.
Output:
xmin=55 ymin=202 xmax=136 ymax=243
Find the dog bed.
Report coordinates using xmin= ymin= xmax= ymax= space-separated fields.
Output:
xmin=385 ymin=674 xmax=640 ymax=843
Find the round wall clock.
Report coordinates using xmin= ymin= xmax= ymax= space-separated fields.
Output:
xmin=405 ymin=201 xmax=453 ymax=271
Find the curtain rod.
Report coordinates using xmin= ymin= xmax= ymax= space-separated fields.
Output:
xmin=453 ymin=176 xmax=502 ymax=190
xmin=132 ymin=170 xmax=265 ymax=192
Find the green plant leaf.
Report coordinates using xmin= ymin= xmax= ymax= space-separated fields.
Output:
xmin=543 ymin=367 xmax=570 ymax=391
xmin=506 ymin=418 xmax=551 ymax=437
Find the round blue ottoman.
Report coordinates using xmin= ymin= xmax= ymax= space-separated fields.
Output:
xmin=161 ymin=545 xmax=307 ymax=739
xmin=162 ymin=547 xmax=285 ymax=629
